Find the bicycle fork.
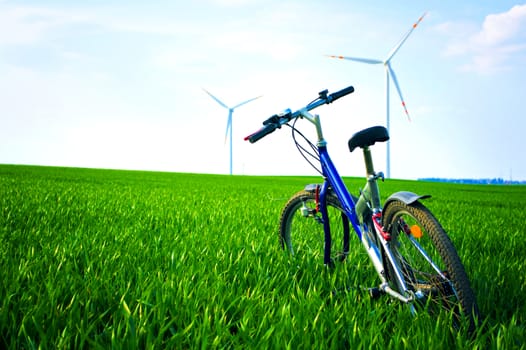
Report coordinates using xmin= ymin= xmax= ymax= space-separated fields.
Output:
xmin=317 ymin=182 xmax=350 ymax=266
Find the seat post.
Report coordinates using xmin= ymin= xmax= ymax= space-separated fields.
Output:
xmin=362 ymin=146 xmax=375 ymax=177
xmin=361 ymin=145 xmax=382 ymax=211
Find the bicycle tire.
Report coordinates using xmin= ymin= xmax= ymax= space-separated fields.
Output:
xmin=382 ymin=200 xmax=479 ymax=330
xmin=279 ymin=190 xmax=352 ymax=265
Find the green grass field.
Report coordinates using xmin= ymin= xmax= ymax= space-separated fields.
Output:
xmin=1 ymin=164 xmax=525 ymax=349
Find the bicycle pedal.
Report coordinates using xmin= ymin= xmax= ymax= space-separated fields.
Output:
xmin=368 ymin=287 xmax=384 ymax=299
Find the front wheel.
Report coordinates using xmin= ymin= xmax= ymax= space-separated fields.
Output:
xmin=279 ymin=190 xmax=351 ymax=265
xmin=382 ymin=200 xmax=479 ymax=330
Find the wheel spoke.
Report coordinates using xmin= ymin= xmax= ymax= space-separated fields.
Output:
xmin=279 ymin=190 xmax=351 ymax=264
xmin=382 ymin=200 xmax=479 ymax=330
xmin=405 ymin=230 xmax=449 ymax=279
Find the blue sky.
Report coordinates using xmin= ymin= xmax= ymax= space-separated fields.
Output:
xmin=1 ymin=0 xmax=525 ymax=180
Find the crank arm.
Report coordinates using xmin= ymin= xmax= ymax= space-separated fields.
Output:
xmin=379 ymin=283 xmax=414 ymax=303
xmin=367 ymin=283 xmax=414 ymax=303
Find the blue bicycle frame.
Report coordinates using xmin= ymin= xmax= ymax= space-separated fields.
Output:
xmin=301 ymin=110 xmax=413 ymax=303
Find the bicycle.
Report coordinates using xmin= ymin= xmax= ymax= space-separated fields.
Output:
xmin=244 ymin=85 xmax=479 ymax=330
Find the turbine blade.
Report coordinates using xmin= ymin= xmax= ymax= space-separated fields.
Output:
xmin=387 ymin=63 xmax=411 ymax=121
xmin=326 ymin=54 xmax=383 ymax=65
xmin=232 ymin=95 xmax=262 ymax=110
xmin=203 ymin=88 xmax=229 ymax=109
xmin=385 ymin=12 xmax=427 ymax=62
xmin=224 ymin=112 xmax=232 ymax=144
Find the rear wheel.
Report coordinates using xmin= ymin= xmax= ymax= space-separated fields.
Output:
xmin=382 ymin=200 xmax=479 ymax=330
xmin=279 ymin=189 xmax=351 ymax=265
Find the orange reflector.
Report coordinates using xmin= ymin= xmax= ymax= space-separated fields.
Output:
xmin=410 ymin=225 xmax=423 ymax=238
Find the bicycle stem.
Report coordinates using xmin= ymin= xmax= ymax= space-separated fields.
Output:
xmin=299 ymin=109 xmax=325 ymax=145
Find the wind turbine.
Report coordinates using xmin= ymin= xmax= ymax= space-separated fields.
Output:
xmin=203 ymin=89 xmax=262 ymax=175
xmin=327 ymin=12 xmax=427 ymax=178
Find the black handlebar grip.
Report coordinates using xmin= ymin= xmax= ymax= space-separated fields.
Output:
xmin=329 ymin=85 xmax=354 ymax=102
xmin=244 ymin=124 xmax=277 ymax=143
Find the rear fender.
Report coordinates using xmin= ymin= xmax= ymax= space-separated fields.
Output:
xmin=380 ymin=191 xmax=431 ymax=237
xmin=383 ymin=191 xmax=431 ymax=209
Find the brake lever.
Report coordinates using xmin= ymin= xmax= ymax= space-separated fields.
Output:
xmin=263 ymin=108 xmax=292 ymax=126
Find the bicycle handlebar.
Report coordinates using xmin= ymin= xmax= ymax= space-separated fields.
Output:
xmin=244 ymin=122 xmax=279 ymax=143
xmin=244 ymin=85 xmax=354 ymax=143
xmin=329 ymin=85 xmax=355 ymax=102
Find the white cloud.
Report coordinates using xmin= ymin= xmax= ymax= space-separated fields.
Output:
xmin=474 ymin=4 xmax=526 ymax=46
xmin=0 ymin=5 xmax=94 ymax=45
xmin=0 ymin=3 xmax=197 ymax=47
xmin=211 ymin=29 xmax=302 ymax=61
xmin=207 ymin=0 xmax=261 ymax=6
xmin=441 ymin=4 xmax=526 ymax=73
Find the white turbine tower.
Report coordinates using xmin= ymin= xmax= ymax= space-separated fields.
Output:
xmin=203 ymin=89 xmax=262 ymax=175
xmin=327 ymin=12 xmax=427 ymax=178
